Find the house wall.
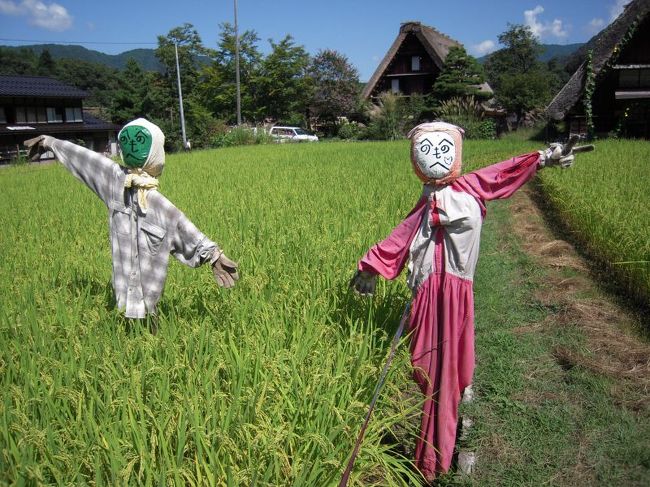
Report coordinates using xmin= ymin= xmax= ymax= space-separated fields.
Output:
xmin=372 ymin=33 xmax=440 ymax=97
xmin=1 ymin=96 xmax=84 ymax=125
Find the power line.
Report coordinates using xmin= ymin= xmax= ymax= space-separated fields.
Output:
xmin=0 ymin=38 xmax=157 ymax=45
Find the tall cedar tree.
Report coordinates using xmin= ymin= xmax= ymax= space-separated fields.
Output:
xmin=432 ymin=46 xmax=489 ymax=102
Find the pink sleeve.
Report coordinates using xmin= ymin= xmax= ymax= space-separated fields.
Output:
xmin=453 ymin=152 xmax=541 ymax=203
xmin=358 ymin=198 xmax=427 ymax=280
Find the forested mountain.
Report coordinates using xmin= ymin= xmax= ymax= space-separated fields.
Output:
xmin=3 ymin=42 xmax=583 ymax=72
xmin=1 ymin=44 xmax=170 ymax=72
xmin=478 ymin=42 xmax=583 ymax=64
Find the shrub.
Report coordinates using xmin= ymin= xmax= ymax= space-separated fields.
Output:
xmin=338 ymin=121 xmax=362 ymax=140
xmin=435 ymin=96 xmax=496 ymax=139
xmin=211 ymin=126 xmax=274 ymax=148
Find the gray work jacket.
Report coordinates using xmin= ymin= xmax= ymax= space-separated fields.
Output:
xmin=45 ymin=137 xmax=218 ymax=318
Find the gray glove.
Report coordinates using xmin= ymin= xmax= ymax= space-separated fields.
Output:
xmin=540 ymin=135 xmax=595 ymax=168
xmin=540 ymin=143 xmax=575 ymax=168
xmin=24 ymin=135 xmax=48 ymax=161
xmin=349 ymin=270 xmax=377 ymax=296
xmin=211 ymin=252 xmax=239 ymax=288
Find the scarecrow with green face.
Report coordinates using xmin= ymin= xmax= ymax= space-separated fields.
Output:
xmin=24 ymin=118 xmax=239 ymax=320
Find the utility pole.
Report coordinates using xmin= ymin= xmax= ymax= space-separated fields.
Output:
xmin=174 ymin=42 xmax=188 ymax=149
xmin=234 ymin=0 xmax=242 ymax=125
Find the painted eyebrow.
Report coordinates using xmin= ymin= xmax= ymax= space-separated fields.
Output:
xmin=437 ymin=138 xmax=453 ymax=146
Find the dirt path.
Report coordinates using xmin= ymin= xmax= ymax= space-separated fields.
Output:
xmin=510 ymin=187 xmax=650 ymax=412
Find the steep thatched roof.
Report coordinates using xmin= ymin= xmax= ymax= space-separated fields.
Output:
xmin=545 ymin=0 xmax=650 ymax=120
xmin=361 ymin=21 xmax=461 ymax=99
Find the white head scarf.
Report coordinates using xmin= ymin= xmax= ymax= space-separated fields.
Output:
xmin=118 ymin=118 xmax=165 ymax=213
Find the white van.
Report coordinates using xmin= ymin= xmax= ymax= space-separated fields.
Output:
xmin=269 ymin=126 xmax=319 ymax=142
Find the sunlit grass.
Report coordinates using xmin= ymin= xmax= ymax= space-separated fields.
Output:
xmin=1 ymin=137 xmax=646 ymax=485
xmin=536 ymin=139 xmax=650 ymax=305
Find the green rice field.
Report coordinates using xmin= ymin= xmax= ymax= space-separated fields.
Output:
xmin=0 ymin=138 xmax=647 ymax=485
xmin=536 ymin=139 xmax=650 ymax=307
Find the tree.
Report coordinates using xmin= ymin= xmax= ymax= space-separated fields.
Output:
xmin=198 ymin=22 xmax=263 ymax=123
xmin=484 ymin=24 xmax=554 ymax=126
xmin=308 ymin=49 xmax=360 ymax=132
xmin=110 ymin=58 xmax=148 ymax=124
xmin=0 ymin=47 xmax=37 ymax=75
xmin=155 ymin=23 xmax=216 ymax=148
xmin=37 ymin=49 xmax=56 ymax=76
xmin=432 ymin=46 xmax=489 ymax=102
xmin=155 ymin=23 xmax=208 ymax=94
xmin=256 ymin=35 xmax=311 ymax=124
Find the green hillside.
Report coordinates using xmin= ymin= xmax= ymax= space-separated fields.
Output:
xmin=0 ymin=44 xmax=164 ymax=71
xmin=477 ymin=42 xmax=584 ymax=64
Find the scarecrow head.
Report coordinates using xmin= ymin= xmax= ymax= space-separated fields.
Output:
xmin=407 ymin=122 xmax=464 ymax=186
xmin=118 ymin=118 xmax=165 ymax=177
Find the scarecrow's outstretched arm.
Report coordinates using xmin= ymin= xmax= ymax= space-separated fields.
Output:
xmin=24 ymin=136 xmax=119 ymax=206
xmin=170 ymin=211 xmax=239 ymax=288
xmin=454 ymin=152 xmax=541 ymax=202
xmin=357 ymin=197 xmax=428 ymax=280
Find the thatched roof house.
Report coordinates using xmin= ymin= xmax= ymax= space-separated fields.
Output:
xmin=362 ymin=21 xmax=492 ymax=101
xmin=545 ymin=0 xmax=650 ymax=138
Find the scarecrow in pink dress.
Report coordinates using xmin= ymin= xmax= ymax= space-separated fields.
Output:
xmin=350 ymin=122 xmax=586 ymax=481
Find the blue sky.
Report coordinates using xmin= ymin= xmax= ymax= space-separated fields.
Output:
xmin=0 ymin=0 xmax=631 ymax=81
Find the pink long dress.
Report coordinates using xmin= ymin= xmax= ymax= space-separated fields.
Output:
xmin=357 ymin=152 xmax=541 ymax=480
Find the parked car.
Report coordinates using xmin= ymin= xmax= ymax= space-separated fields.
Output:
xmin=269 ymin=126 xmax=319 ymax=142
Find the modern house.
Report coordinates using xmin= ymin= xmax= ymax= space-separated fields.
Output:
xmin=362 ymin=21 xmax=492 ymax=101
xmin=0 ymin=75 xmax=120 ymax=162
xmin=545 ymin=0 xmax=650 ymax=138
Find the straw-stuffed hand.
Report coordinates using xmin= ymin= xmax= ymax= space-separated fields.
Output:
xmin=23 ymin=135 xmax=49 ymax=161
xmin=212 ymin=252 xmax=239 ymax=288
xmin=349 ymin=270 xmax=377 ymax=296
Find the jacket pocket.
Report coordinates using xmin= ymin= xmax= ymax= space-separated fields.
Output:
xmin=110 ymin=204 xmax=131 ymax=235
xmin=140 ymin=220 xmax=166 ymax=255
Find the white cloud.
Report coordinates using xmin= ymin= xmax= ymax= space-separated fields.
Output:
xmin=586 ymin=18 xmax=605 ymax=35
xmin=0 ymin=0 xmax=22 ymax=14
xmin=0 ymin=0 xmax=72 ymax=31
xmin=524 ymin=5 xmax=569 ymax=40
xmin=470 ymin=40 xmax=496 ymax=56
xmin=610 ymin=0 xmax=630 ymax=21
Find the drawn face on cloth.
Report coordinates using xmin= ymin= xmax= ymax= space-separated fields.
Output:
xmin=118 ymin=118 xmax=165 ymax=177
xmin=407 ymin=122 xmax=464 ymax=186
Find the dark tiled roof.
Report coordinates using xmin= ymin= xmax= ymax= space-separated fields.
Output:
xmin=0 ymin=75 xmax=88 ymax=98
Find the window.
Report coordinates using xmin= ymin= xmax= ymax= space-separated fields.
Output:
xmin=65 ymin=107 xmax=83 ymax=122
xmin=619 ymin=69 xmax=639 ymax=88
xmin=0 ymin=107 xmax=6 ymax=124
xmin=391 ymin=79 xmax=400 ymax=94
xmin=16 ymin=107 xmax=26 ymax=123
xmin=36 ymin=107 xmax=46 ymax=123
xmin=47 ymin=107 xmax=63 ymax=123
xmin=411 ymin=56 xmax=420 ymax=72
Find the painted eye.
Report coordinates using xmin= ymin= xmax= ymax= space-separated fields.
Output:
xmin=419 ymin=138 xmax=432 ymax=155
xmin=134 ymin=130 xmax=146 ymax=144
xmin=440 ymin=144 xmax=450 ymax=153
